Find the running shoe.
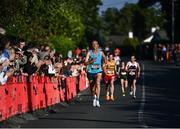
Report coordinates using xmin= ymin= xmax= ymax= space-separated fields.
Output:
xmin=133 ymin=95 xmax=136 ymax=100
xmin=130 ymin=91 xmax=133 ymax=95
xmin=122 ymin=93 xmax=126 ymax=97
xmin=110 ymin=96 xmax=115 ymax=101
xmin=96 ymin=100 xmax=100 ymax=107
xmin=105 ymin=95 xmax=110 ymax=101
xmin=93 ymin=99 xmax=96 ymax=107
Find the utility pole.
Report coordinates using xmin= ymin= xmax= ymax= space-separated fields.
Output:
xmin=172 ymin=0 xmax=175 ymax=44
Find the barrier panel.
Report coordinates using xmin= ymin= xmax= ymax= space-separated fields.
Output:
xmin=66 ymin=77 xmax=77 ymax=101
xmin=79 ymin=74 xmax=87 ymax=92
xmin=6 ymin=77 xmax=18 ymax=118
xmin=15 ymin=76 xmax=29 ymax=114
xmin=45 ymin=77 xmax=60 ymax=107
xmin=29 ymin=75 xmax=39 ymax=111
xmin=0 ymin=84 xmax=6 ymax=121
xmin=37 ymin=76 xmax=46 ymax=109
xmin=57 ymin=77 xmax=65 ymax=102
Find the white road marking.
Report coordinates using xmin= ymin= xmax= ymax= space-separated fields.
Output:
xmin=138 ymin=63 xmax=148 ymax=128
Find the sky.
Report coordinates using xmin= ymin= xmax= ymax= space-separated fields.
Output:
xmin=99 ymin=0 xmax=139 ymax=14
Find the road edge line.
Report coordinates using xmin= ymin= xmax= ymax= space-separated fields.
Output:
xmin=138 ymin=63 xmax=148 ymax=128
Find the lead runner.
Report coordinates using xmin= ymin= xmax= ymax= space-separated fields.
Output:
xmin=85 ymin=40 xmax=107 ymax=107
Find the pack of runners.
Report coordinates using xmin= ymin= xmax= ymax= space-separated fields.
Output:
xmin=85 ymin=40 xmax=141 ymax=108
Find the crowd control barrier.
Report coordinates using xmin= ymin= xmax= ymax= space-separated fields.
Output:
xmin=0 ymin=73 xmax=87 ymax=122
xmin=0 ymin=84 xmax=6 ymax=121
xmin=45 ymin=77 xmax=60 ymax=106
xmin=65 ymin=77 xmax=77 ymax=101
xmin=58 ymin=77 xmax=65 ymax=102
xmin=29 ymin=75 xmax=40 ymax=111
xmin=79 ymin=74 xmax=87 ymax=92
xmin=6 ymin=77 xmax=18 ymax=118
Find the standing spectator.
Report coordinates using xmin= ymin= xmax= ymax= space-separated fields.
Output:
xmin=17 ymin=39 xmax=26 ymax=51
xmin=162 ymin=45 xmax=167 ymax=62
xmin=175 ymin=44 xmax=180 ymax=66
xmin=0 ymin=47 xmax=16 ymax=84
xmin=166 ymin=44 xmax=171 ymax=63
xmin=39 ymin=45 xmax=51 ymax=60
xmin=153 ymin=44 xmax=158 ymax=61
xmin=23 ymin=53 xmax=37 ymax=75
xmin=170 ymin=44 xmax=176 ymax=63
xmin=157 ymin=44 xmax=162 ymax=62
xmin=1 ymin=37 xmax=11 ymax=59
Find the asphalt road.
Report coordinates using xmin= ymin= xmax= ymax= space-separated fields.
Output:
xmin=19 ymin=61 xmax=180 ymax=128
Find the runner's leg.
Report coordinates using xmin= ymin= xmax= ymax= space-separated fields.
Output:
xmin=110 ymin=76 xmax=115 ymax=100
xmin=132 ymin=79 xmax=137 ymax=99
xmin=96 ymin=73 xmax=102 ymax=107
xmin=121 ymin=79 xmax=125 ymax=94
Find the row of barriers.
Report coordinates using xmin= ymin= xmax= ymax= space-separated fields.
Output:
xmin=0 ymin=73 xmax=88 ymax=121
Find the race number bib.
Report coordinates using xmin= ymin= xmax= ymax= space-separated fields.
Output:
xmin=91 ymin=64 xmax=100 ymax=69
xmin=107 ymin=70 xmax=114 ymax=74
xmin=129 ymin=71 xmax=136 ymax=75
xmin=121 ymin=72 xmax=127 ymax=75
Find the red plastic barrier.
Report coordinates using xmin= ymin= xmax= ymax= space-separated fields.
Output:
xmin=0 ymin=84 xmax=6 ymax=121
xmin=16 ymin=76 xmax=29 ymax=114
xmin=59 ymin=86 xmax=65 ymax=102
xmin=79 ymin=74 xmax=87 ymax=92
xmin=6 ymin=77 xmax=18 ymax=118
xmin=0 ymin=73 xmax=87 ymax=121
xmin=22 ymin=78 xmax=29 ymax=113
xmin=58 ymin=77 xmax=65 ymax=102
xmin=38 ymin=76 xmax=46 ymax=109
xmin=66 ymin=77 xmax=77 ymax=101
xmin=45 ymin=77 xmax=60 ymax=106
xmin=29 ymin=75 xmax=39 ymax=111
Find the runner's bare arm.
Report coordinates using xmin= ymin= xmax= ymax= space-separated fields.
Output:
xmin=85 ymin=51 xmax=93 ymax=65
xmin=125 ymin=62 xmax=130 ymax=71
xmin=102 ymin=63 xmax=107 ymax=75
xmin=137 ymin=63 xmax=141 ymax=77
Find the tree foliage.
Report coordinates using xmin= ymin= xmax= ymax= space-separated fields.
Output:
xmin=138 ymin=0 xmax=180 ymax=42
xmin=101 ymin=3 xmax=165 ymax=40
xmin=0 ymin=0 xmax=102 ymax=52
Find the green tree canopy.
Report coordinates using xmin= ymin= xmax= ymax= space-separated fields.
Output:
xmin=101 ymin=3 xmax=165 ymax=40
xmin=0 ymin=0 xmax=102 ymax=53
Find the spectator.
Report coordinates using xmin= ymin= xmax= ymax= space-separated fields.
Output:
xmin=23 ymin=53 xmax=37 ymax=75
xmin=175 ymin=44 xmax=180 ymax=66
xmin=0 ymin=37 xmax=11 ymax=59
xmin=157 ymin=44 xmax=162 ymax=62
xmin=153 ymin=44 xmax=158 ymax=61
xmin=162 ymin=45 xmax=167 ymax=62
xmin=166 ymin=44 xmax=171 ymax=63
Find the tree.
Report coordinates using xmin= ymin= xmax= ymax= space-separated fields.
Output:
xmin=101 ymin=3 xmax=165 ymax=40
xmin=138 ymin=0 xmax=180 ymax=42
xmin=0 ymin=0 xmax=103 ymax=50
